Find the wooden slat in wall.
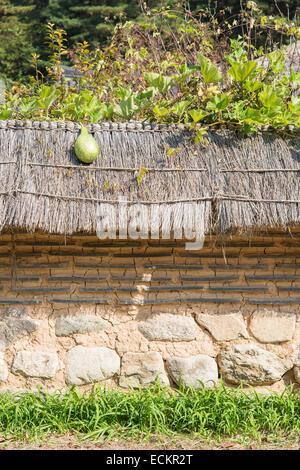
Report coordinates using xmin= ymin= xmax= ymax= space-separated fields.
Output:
xmin=0 ymin=231 xmax=298 ymax=306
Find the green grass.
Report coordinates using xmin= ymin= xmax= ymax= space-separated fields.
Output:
xmin=0 ymin=382 xmax=299 ymax=442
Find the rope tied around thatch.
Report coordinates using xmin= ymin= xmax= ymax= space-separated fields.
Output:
xmin=0 ymin=189 xmax=299 ymax=205
xmin=0 ymin=119 xmax=299 ymax=135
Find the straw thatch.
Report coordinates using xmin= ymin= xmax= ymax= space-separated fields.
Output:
xmin=0 ymin=120 xmax=299 ymax=239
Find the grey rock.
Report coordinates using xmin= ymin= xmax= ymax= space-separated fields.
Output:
xmin=167 ymin=355 xmax=218 ymax=388
xmin=197 ymin=313 xmax=248 ymax=341
xmin=119 ymin=352 xmax=169 ymax=388
xmin=293 ymin=350 xmax=300 ymax=384
xmin=249 ymin=310 xmax=296 ymax=343
xmin=0 ymin=308 xmax=39 ymax=350
xmin=0 ymin=353 xmax=8 ymax=382
xmin=218 ymin=344 xmax=292 ymax=385
xmin=55 ymin=314 xmax=110 ymax=336
xmin=66 ymin=346 xmax=120 ymax=385
xmin=12 ymin=351 xmax=58 ymax=379
xmin=138 ymin=314 xmax=197 ymax=341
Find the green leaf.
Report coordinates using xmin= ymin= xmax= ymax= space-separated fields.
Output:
xmin=174 ymin=64 xmax=195 ymax=84
xmin=244 ymin=80 xmax=263 ymax=93
xmin=206 ymin=93 xmax=230 ymax=111
xmin=172 ymin=100 xmax=190 ymax=116
xmin=0 ymin=108 xmax=13 ymax=120
xmin=37 ymin=85 xmax=60 ymax=116
xmin=228 ymin=61 xmax=257 ymax=82
xmin=135 ymin=88 xmax=156 ymax=102
xmin=245 ymin=107 xmax=266 ymax=123
xmin=195 ymin=127 xmax=208 ymax=144
xmin=267 ymin=50 xmax=285 ymax=73
xmin=197 ymin=54 xmax=222 ymax=84
xmin=152 ymin=105 xmax=169 ymax=117
xmin=259 ymin=85 xmax=284 ymax=110
xmin=114 ymin=96 xmax=140 ymax=120
xmin=116 ymin=87 xmax=133 ymax=100
xmin=288 ymin=97 xmax=300 ymax=115
xmin=144 ymin=72 xmax=174 ymax=95
xmin=167 ymin=147 xmax=181 ymax=158
xmin=188 ymin=109 xmax=206 ymax=123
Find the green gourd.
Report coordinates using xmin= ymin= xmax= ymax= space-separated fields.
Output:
xmin=75 ymin=126 xmax=99 ymax=163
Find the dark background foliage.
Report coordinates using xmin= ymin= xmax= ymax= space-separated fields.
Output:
xmin=0 ymin=0 xmax=298 ymax=83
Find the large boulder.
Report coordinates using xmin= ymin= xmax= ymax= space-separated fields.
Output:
xmin=167 ymin=355 xmax=218 ymax=388
xmin=119 ymin=352 xmax=169 ymax=388
xmin=138 ymin=314 xmax=198 ymax=341
xmin=196 ymin=313 xmax=248 ymax=341
xmin=12 ymin=351 xmax=58 ymax=379
xmin=65 ymin=346 xmax=120 ymax=385
xmin=0 ymin=353 xmax=8 ymax=382
xmin=293 ymin=350 xmax=300 ymax=384
xmin=55 ymin=314 xmax=110 ymax=336
xmin=218 ymin=344 xmax=292 ymax=385
xmin=0 ymin=308 xmax=39 ymax=350
xmin=249 ymin=310 xmax=296 ymax=343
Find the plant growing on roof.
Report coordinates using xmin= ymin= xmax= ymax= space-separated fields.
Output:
xmin=0 ymin=1 xmax=299 ymax=137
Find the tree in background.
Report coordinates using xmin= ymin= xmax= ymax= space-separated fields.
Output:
xmin=0 ymin=0 xmax=298 ymax=83
xmin=25 ymin=0 xmax=141 ymax=47
xmin=0 ymin=0 xmax=35 ymax=82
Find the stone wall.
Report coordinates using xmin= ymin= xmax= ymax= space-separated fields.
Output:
xmin=0 ymin=230 xmax=299 ymax=392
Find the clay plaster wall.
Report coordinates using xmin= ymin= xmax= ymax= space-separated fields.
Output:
xmin=0 ymin=230 xmax=299 ymax=392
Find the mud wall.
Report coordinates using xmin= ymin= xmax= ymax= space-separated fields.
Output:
xmin=0 ymin=230 xmax=299 ymax=392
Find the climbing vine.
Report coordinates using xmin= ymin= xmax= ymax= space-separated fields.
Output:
xmin=0 ymin=2 xmax=299 ymax=138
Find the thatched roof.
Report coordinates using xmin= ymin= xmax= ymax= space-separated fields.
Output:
xmin=0 ymin=120 xmax=299 ymax=239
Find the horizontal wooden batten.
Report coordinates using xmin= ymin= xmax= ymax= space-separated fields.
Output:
xmin=14 ymin=241 xmax=76 ymax=246
xmin=181 ymin=276 xmax=239 ymax=282
xmin=144 ymin=265 xmax=203 ymax=270
xmin=280 ymin=242 xmax=300 ymax=247
xmin=11 ymin=287 xmax=70 ymax=293
xmin=80 ymin=287 xmax=135 ymax=293
xmin=278 ymin=287 xmax=300 ymax=291
xmin=75 ymin=264 xmax=134 ymax=269
xmin=0 ymin=277 xmax=40 ymax=282
xmin=50 ymin=298 xmax=108 ymax=304
xmin=48 ymin=276 xmax=106 ymax=282
xmin=82 ymin=242 xmax=143 ymax=247
xmin=0 ymin=299 xmax=42 ymax=304
xmin=148 ymin=242 xmax=186 ymax=248
xmin=114 ymin=253 xmax=172 ymax=258
xmin=210 ymin=286 xmax=268 ymax=292
xmin=248 ymin=299 xmax=300 ymax=304
xmin=209 ymin=265 xmax=269 ymax=270
xmin=182 ymin=253 xmax=239 ymax=258
xmin=17 ymin=264 xmax=70 ymax=269
xmin=0 ymin=253 xmax=42 ymax=258
xmin=215 ymin=243 xmax=274 ymax=247
xmin=80 ymin=285 xmax=204 ymax=293
xmin=48 ymin=252 xmax=109 ymax=257
xmin=246 ymin=275 xmax=300 ymax=281
xmin=245 ymin=254 xmax=300 ymax=258
xmin=119 ymin=297 xmax=241 ymax=304
xmin=111 ymin=277 xmax=172 ymax=282
xmin=276 ymin=264 xmax=300 ymax=269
